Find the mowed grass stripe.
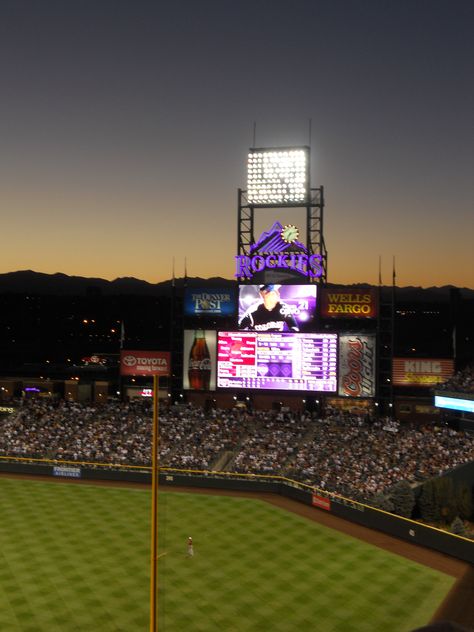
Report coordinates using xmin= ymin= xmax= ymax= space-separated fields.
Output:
xmin=0 ymin=478 xmax=454 ymax=631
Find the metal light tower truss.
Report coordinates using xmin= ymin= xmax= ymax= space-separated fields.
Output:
xmin=237 ymin=188 xmax=255 ymax=257
xmin=306 ymin=186 xmax=327 ymax=285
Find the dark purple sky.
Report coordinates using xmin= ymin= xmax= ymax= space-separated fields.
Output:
xmin=1 ymin=0 xmax=472 ymax=287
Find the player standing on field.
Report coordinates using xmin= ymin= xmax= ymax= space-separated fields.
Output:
xmin=187 ymin=536 xmax=194 ymax=557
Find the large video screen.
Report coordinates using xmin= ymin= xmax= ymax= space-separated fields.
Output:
xmin=238 ymin=284 xmax=317 ymax=332
xmin=217 ymin=331 xmax=337 ymax=392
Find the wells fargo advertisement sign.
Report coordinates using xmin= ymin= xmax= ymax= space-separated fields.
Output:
xmin=338 ymin=334 xmax=376 ymax=398
xmin=392 ymin=358 xmax=454 ymax=387
xmin=120 ymin=350 xmax=170 ymax=376
xmin=320 ymin=288 xmax=378 ymax=318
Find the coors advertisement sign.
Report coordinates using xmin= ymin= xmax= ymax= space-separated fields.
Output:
xmin=183 ymin=330 xmax=217 ymax=391
xmin=338 ymin=334 xmax=376 ymax=398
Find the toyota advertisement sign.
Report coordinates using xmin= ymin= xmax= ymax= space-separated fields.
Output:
xmin=120 ymin=350 xmax=170 ymax=376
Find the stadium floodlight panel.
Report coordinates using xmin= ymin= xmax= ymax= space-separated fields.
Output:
xmin=247 ymin=146 xmax=310 ymax=206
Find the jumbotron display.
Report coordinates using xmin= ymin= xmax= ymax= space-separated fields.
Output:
xmin=217 ymin=331 xmax=337 ymax=392
xmin=238 ymin=284 xmax=317 ymax=332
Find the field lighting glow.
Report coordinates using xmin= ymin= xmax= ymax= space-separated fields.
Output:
xmin=247 ymin=147 xmax=309 ymax=206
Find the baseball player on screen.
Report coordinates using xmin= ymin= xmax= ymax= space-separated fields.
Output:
xmin=239 ymin=284 xmax=299 ymax=332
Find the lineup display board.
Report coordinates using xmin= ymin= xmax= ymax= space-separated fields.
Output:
xmin=238 ymin=284 xmax=317 ymax=332
xmin=217 ymin=331 xmax=337 ymax=392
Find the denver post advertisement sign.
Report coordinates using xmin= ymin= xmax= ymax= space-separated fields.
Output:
xmin=393 ymin=358 xmax=454 ymax=387
xmin=338 ymin=334 xmax=376 ymax=398
xmin=320 ymin=288 xmax=378 ymax=319
xmin=120 ymin=350 xmax=170 ymax=376
xmin=184 ymin=287 xmax=235 ymax=317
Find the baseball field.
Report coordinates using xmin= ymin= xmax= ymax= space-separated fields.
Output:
xmin=0 ymin=477 xmax=459 ymax=631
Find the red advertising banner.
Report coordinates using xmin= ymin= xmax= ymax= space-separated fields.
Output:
xmin=312 ymin=493 xmax=331 ymax=511
xmin=120 ymin=350 xmax=170 ymax=376
xmin=338 ymin=334 xmax=376 ymax=398
xmin=392 ymin=358 xmax=454 ymax=387
xmin=320 ymin=288 xmax=378 ymax=319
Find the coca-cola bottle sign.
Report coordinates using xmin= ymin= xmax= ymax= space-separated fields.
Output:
xmin=188 ymin=330 xmax=211 ymax=390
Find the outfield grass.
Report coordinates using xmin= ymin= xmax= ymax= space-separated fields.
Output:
xmin=0 ymin=478 xmax=454 ymax=631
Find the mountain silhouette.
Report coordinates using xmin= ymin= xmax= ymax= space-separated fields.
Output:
xmin=0 ymin=270 xmax=472 ymax=301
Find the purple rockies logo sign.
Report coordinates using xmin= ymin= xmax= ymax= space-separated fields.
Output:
xmin=235 ymin=221 xmax=324 ymax=280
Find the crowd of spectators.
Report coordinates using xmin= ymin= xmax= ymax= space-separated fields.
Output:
xmin=286 ymin=411 xmax=474 ymax=500
xmin=438 ymin=365 xmax=474 ymax=393
xmin=230 ymin=410 xmax=313 ymax=475
xmin=0 ymin=398 xmax=249 ymax=470
xmin=1 ymin=398 xmax=473 ymax=502
xmin=0 ymin=399 xmax=152 ymax=464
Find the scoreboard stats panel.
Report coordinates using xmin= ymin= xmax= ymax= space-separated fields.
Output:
xmin=217 ymin=331 xmax=338 ymax=392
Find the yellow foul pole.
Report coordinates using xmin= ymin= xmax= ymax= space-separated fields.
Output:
xmin=150 ymin=374 xmax=159 ymax=632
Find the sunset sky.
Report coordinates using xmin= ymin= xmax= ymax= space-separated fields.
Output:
xmin=0 ymin=0 xmax=472 ymax=288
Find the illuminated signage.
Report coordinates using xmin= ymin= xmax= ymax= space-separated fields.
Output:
xmin=120 ymin=350 xmax=170 ymax=377
xmin=392 ymin=358 xmax=454 ymax=387
xmin=338 ymin=334 xmax=376 ymax=398
xmin=238 ymin=284 xmax=317 ymax=332
xmin=434 ymin=395 xmax=474 ymax=414
xmin=235 ymin=221 xmax=323 ymax=280
xmin=217 ymin=331 xmax=337 ymax=392
xmin=184 ymin=288 xmax=235 ymax=317
xmin=81 ymin=355 xmax=108 ymax=366
xmin=247 ymin=147 xmax=309 ymax=206
xmin=183 ymin=330 xmax=217 ymax=391
xmin=321 ymin=288 xmax=378 ymax=319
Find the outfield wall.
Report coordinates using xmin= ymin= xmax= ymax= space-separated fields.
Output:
xmin=0 ymin=459 xmax=472 ymax=564
xmin=437 ymin=459 xmax=474 ymax=487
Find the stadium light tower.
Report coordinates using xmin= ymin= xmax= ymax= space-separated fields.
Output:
xmin=247 ymin=147 xmax=310 ymax=206
xmin=238 ymin=145 xmax=327 ymax=284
